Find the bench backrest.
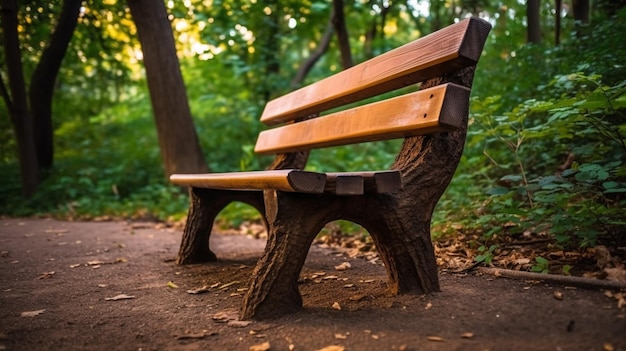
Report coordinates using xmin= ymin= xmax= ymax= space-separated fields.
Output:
xmin=254 ymin=17 xmax=492 ymax=156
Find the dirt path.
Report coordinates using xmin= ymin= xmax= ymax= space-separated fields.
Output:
xmin=0 ymin=218 xmax=624 ymax=350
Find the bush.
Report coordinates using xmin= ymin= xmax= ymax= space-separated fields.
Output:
xmin=438 ymin=73 xmax=626 ymax=248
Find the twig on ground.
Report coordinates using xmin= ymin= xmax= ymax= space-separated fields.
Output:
xmin=477 ymin=267 xmax=626 ymax=290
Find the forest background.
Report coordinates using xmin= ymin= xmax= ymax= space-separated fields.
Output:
xmin=1 ymin=0 xmax=625 ymax=270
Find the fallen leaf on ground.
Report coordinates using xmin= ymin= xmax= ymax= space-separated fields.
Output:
xmin=228 ymin=320 xmax=252 ymax=328
xmin=427 ymin=336 xmax=444 ymax=342
xmin=249 ymin=341 xmax=270 ymax=351
xmin=104 ymin=294 xmax=135 ymax=301
xmin=605 ymin=268 xmax=626 ymax=282
xmin=425 ymin=302 xmax=432 ymax=310
xmin=187 ymin=285 xmax=210 ymax=294
xmin=37 ymin=271 xmax=55 ymax=279
xmin=332 ymin=302 xmax=341 ymax=310
xmin=87 ymin=260 xmax=105 ymax=266
xmin=167 ymin=281 xmax=179 ymax=289
xmin=349 ymin=294 xmax=365 ymax=301
xmin=212 ymin=309 xmax=238 ymax=323
xmin=461 ymin=332 xmax=474 ymax=339
xmin=335 ymin=262 xmax=351 ymax=271
xmin=554 ymin=291 xmax=563 ymax=300
xmin=20 ymin=309 xmax=45 ymax=317
xmin=316 ymin=346 xmax=344 ymax=351
xmin=69 ymin=263 xmax=81 ymax=268
xmin=175 ymin=331 xmax=216 ymax=340
xmin=334 ymin=333 xmax=348 ymax=339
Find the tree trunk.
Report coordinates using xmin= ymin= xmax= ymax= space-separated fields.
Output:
xmin=290 ymin=16 xmax=334 ymax=89
xmin=363 ymin=1 xmax=394 ymax=59
xmin=572 ymin=0 xmax=590 ymax=24
xmin=127 ymin=0 xmax=208 ymax=176
xmin=0 ymin=0 xmax=39 ymax=197
xmin=555 ymin=0 xmax=562 ymax=45
xmin=29 ymin=0 xmax=82 ymax=170
xmin=526 ymin=0 xmax=542 ymax=43
xmin=332 ymin=0 xmax=353 ymax=69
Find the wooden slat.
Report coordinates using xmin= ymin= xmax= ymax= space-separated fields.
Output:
xmin=324 ymin=174 xmax=364 ymax=195
xmin=169 ymin=170 xmax=326 ymax=193
xmin=260 ymin=17 xmax=491 ymax=125
xmin=325 ymin=170 xmax=402 ymax=195
xmin=254 ymin=83 xmax=470 ymax=155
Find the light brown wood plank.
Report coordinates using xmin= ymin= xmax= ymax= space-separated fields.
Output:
xmin=260 ymin=17 xmax=491 ymax=125
xmin=170 ymin=170 xmax=326 ymax=193
xmin=254 ymin=83 xmax=470 ymax=155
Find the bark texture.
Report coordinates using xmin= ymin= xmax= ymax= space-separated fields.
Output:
xmin=127 ymin=0 xmax=208 ymax=176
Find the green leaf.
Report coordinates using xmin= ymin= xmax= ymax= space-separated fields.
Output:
xmin=487 ymin=187 xmax=510 ymax=196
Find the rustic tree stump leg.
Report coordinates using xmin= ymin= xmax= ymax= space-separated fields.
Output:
xmin=240 ymin=190 xmax=330 ymax=320
xmin=360 ymin=204 xmax=440 ymax=294
xmin=177 ymin=188 xmax=265 ymax=264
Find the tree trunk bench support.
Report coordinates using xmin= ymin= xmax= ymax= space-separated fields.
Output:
xmin=171 ymin=17 xmax=491 ymax=320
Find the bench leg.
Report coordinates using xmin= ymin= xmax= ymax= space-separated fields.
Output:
xmin=361 ymin=205 xmax=440 ymax=295
xmin=239 ymin=192 xmax=441 ymax=319
xmin=240 ymin=190 xmax=328 ymax=320
xmin=177 ymin=188 xmax=265 ymax=264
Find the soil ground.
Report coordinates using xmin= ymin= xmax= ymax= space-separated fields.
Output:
xmin=1 ymin=218 xmax=624 ymax=351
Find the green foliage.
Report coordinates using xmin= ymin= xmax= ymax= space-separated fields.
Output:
xmin=436 ymin=9 xmax=626 ymax=250
xmin=475 ymin=244 xmax=498 ymax=264
xmin=531 ymin=256 xmax=550 ymax=274
xmin=0 ymin=87 xmax=189 ymax=220
xmin=442 ymin=73 xmax=626 ymax=249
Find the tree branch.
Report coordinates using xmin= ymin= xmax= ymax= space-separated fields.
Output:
xmin=478 ymin=267 xmax=626 ymax=290
xmin=290 ymin=10 xmax=335 ymax=89
xmin=0 ymin=74 xmax=14 ymax=114
xmin=332 ymin=0 xmax=353 ymax=69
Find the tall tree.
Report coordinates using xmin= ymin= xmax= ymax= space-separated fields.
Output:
xmin=1 ymin=0 xmax=38 ymax=197
xmin=127 ymin=0 xmax=208 ymax=176
xmin=29 ymin=0 xmax=82 ymax=169
xmin=1 ymin=0 xmax=81 ymax=196
xmin=291 ymin=12 xmax=335 ymax=88
xmin=555 ymin=0 xmax=562 ymax=45
xmin=572 ymin=0 xmax=590 ymax=23
xmin=526 ymin=0 xmax=542 ymax=43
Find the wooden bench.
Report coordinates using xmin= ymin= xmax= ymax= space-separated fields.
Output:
xmin=171 ymin=17 xmax=491 ymax=320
